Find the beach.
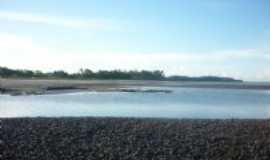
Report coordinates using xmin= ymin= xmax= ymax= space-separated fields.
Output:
xmin=1 ymin=78 xmax=270 ymax=96
xmin=1 ymin=117 xmax=270 ymax=160
xmin=1 ymin=1 xmax=269 ymax=159
xmin=1 ymin=79 xmax=270 ymax=159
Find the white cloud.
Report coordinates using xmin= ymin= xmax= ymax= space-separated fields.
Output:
xmin=0 ymin=11 xmax=115 ymax=30
xmin=0 ymin=33 xmax=269 ymax=81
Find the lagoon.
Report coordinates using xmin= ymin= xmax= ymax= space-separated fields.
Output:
xmin=1 ymin=87 xmax=270 ymax=118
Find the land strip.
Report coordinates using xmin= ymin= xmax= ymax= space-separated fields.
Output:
xmin=1 ymin=79 xmax=270 ymax=95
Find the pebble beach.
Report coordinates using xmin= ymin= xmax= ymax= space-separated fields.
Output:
xmin=1 ymin=117 xmax=270 ymax=160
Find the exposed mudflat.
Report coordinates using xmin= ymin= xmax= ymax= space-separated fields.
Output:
xmin=1 ymin=79 xmax=270 ymax=96
xmin=1 ymin=117 xmax=270 ymax=160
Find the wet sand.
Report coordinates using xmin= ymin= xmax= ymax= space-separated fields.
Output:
xmin=1 ymin=117 xmax=270 ymax=160
xmin=1 ymin=78 xmax=270 ymax=95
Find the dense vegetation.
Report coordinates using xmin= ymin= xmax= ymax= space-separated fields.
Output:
xmin=0 ymin=66 xmax=242 ymax=82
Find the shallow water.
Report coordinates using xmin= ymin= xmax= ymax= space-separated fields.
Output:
xmin=1 ymin=87 xmax=270 ymax=118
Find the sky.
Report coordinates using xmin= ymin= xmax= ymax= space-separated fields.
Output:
xmin=0 ymin=0 xmax=270 ymax=81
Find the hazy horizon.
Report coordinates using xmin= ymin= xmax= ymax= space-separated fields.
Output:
xmin=1 ymin=0 xmax=270 ymax=81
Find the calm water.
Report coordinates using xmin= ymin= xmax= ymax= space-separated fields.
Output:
xmin=1 ymin=87 xmax=270 ymax=118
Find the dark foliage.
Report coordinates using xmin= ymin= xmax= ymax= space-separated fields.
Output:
xmin=0 ymin=66 xmax=242 ymax=82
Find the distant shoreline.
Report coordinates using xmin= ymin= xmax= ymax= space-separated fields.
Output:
xmin=1 ymin=78 xmax=270 ymax=96
xmin=0 ymin=66 xmax=242 ymax=82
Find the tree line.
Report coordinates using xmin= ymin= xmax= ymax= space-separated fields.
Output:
xmin=0 ymin=66 xmax=242 ymax=82
xmin=0 ymin=67 xmax=165 ymax=80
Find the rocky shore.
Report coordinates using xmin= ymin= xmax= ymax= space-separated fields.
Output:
xmin=2 ymin=117 xmax=270 ymax=160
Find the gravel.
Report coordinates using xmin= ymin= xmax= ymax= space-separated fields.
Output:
xmin=1 ymin=117 xmax=270 ymax=160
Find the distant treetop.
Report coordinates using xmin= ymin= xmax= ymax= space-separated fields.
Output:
xmin=0 ymin=66 xmax=242 ymax=82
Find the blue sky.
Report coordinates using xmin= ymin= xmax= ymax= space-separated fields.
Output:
xmin=0 ymin=0 xmax=270 ymax=81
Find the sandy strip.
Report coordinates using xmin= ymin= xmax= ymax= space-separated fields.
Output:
xmin=1 ymin=78 xmax=270 ymax=95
